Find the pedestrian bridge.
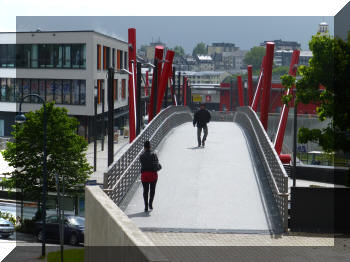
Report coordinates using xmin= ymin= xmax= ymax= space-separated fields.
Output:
xmin=100 ymin=106 xmax=288 ymax=235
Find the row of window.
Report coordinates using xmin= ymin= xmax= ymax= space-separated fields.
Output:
xmin=0 ymin=44 xmax=86 ymax=69
xmin=0 ymin=78 xmax=86 ymax=105
xmin=97 ymin=45 xmax=127 ymax=71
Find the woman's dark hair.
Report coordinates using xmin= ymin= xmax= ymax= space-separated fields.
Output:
xmin=144 ymin=140 xmax=151 ymax=149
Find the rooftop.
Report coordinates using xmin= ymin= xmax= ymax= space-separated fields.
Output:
xmin=0 ymin=30 xmax=127 ymax=43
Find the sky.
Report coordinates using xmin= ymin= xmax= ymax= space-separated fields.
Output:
xmin=16 ymin=16 xmax=334 ymax=53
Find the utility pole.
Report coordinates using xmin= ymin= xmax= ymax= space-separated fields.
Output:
xmin=94 ymin=85 xmax=97 ymax=172
xmin=177 ymin=71 xmax=181 ymax=105
xmin=136 ymin=62 xmax=142 ymax=135
xmin=107 ymin=67 xmax=114 ymax=166
xmin=101 ymin=88 xmax=105 ymax=151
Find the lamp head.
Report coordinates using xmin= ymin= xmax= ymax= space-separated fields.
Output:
xmin=15 ymin=113 xmax=26 ymax=124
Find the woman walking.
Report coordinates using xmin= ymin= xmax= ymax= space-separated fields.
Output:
xmin=139 ymin=140 xmax=161 ymax=212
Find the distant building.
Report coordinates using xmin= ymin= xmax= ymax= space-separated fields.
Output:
xmin=207 ymin=43 xmax=244 ymax=71
xmin=299 ymin=51 xmax=313 ymax=66
xmin=208 ymin=43 xmax=238 ymax=56
xmin=318 ymin=21 xmax=330 ymax=36
xmin=260 ymin=39 xmax=301 ymax=51
xmin=195 ymin=55 xmax=214 ymax=71
xmin=145 ymin=40 xmax=167 ymax=61
xmin=0 ymin=30 xmax=129 ymax=139
xmin=275 ymin=49 xmax=313 ymax=67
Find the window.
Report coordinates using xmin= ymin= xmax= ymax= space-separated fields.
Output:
xmin=39 ymin=79 xmax=45 ymax=101
xmin=120 ymin=51 xmax=123 ymax=69
xmin=97 ymin=44 xmax=101 ymax=70
xmin=62 ymin=80 xmax=71 ymax=104
xmin=15 ymin=79 xmax=23 ymax=102
xmin=54 ymin=45 xmax=63 ymax=68
xmin=81 ymin=44 xmax=86 ymax=68
xmin=124 ymin=51 xmax=128 ymax=70
xmin=121 ymin=79 xmax=126 ymax=99
xmin=80 ymin=80 xmax=86 ymax=105
xmin=0 ymin=45 xmax=7 ymax=67
xmin=30 ymin=79 xmax=39 ymax=103
xmin=71 ymin=44 xmax=81 ymax=69
xmin=46 ymin=80 xmax=54 ymax=102
xmin=7 ymin=45 xmax=15 ymax=67
xmin=0 ymin=78 xmax=6 ymax=102
xmin=8 ymin=78 xmax=15 ymax=102
xmin=16 ymin=44 xmax=31 ymax=68
xmin=22 ymin=79 xmax=30 ymax=99
xmin=72 ymin=80 xmax=80 ymax=105
xmin=54 ymin=80 xmax=62 ymax=104
xmin=0 ymin=119 xmax=4 ymax=137
xmin=31 ymin=44 xmax=38 ymax=68
xmin=63 ymin=45 xmax=71 ymax=68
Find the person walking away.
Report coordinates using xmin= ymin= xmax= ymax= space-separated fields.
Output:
xmin=193 ymin=103 xmax=211 ymax=147
xmin=139 ymin=141 xmax=162 ymax=212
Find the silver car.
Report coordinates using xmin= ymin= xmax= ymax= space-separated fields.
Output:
xmin=0 ymin=217 xmax=15 ymax=239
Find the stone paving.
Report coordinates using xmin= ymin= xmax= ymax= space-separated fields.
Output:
xmin=145 ymin=232 xmax=350 ymax=262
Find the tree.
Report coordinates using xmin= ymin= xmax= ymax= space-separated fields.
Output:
xmin=1 ymin=102 xmax=92 ymax=209
xmin=173 ymin=45 xmax=185 ymax=57
xmin=272 ymin=66 xmax=289 ymax=77
xmin=192 ymin=42 xmax=207 ymax=57
xmin=243 ymin=46 xmax=265 ymax=71
xmin=281 ymin=32 xmax=350 ymax=154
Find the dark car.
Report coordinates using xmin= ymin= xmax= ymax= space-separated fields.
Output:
xmin=35 ymin=215 xmax=84 ymax=245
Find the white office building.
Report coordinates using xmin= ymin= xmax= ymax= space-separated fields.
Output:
xmin=0 ymin=30 xmax=129 ymax=140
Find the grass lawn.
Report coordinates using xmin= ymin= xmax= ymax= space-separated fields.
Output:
xmin=47 ymin=249 xmax=84 ymax=262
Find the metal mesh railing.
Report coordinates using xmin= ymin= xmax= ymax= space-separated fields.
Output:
xmin=104 ymin=106 xmax=192 ymax=205
xmin=210 ymin=111 xmax=236 ymax=122
xmin=234 ymin=106 xmax=289 ymax=232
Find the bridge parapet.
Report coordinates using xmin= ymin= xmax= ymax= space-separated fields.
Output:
xmin=104 ymin=106 xmax=192 ymax=205
xmin=234 ymin=106 xmax=289 ymax=232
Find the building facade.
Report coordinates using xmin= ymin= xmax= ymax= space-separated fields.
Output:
xmin=0 ymin=30 xmax=129 ymax=139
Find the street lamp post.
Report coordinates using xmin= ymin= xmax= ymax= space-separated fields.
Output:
xmin=94 ymin=83 xmax=98 ymax=172
xmin=16 ymin=94 xmax=48 ymax=257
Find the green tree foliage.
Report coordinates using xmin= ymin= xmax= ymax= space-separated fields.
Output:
xmin=243 ymin=46 xmax=265 ymax=70
xmin=1 ymin=102 xmax=92 ymax=198
xmin=272 ymin=66 xmax=289 ymax=77
xmin=192 ymin=42 xmax=207 ymax=57
xmin=173 ymin=45 xmax=185 ymax=57
xmin=281 ymin=33 xmax=350 ymax=153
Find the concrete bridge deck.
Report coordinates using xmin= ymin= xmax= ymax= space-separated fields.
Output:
xmin=124 ymin=122 xmax=275 ymax=233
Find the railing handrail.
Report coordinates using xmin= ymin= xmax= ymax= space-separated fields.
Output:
xmin=105 ymin=105 xmax=192 ymax=205
xmin=242 ymin=110 xmax=289 ymax=196
xmin=104 ymin=111 xmax=185 ymax=192
xmin=234 ymin=106 xmax=289 ymax=232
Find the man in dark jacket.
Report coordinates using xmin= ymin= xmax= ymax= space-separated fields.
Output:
xmin=193 ymin=103 xmax=211 ymax=147
xmin=139 ymin=141 xmax=161 ymax=212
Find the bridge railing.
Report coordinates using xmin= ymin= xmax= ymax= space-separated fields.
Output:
xmin=234 ymin=106 xmax=289 ymax=232
xmin=210 ymin=111 xmax=236 ymax=122
xmin=104 ymin=106 xmax=192 ymax=205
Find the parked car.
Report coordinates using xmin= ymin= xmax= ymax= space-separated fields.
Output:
xmin=35 ymin=215 xmax=84 ymax=245
xmin=0 ymin=217 xmax=15 ymax=239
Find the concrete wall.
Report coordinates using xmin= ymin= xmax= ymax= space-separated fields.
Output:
xmin=85 ymin=186 xmax=169 ymax=262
